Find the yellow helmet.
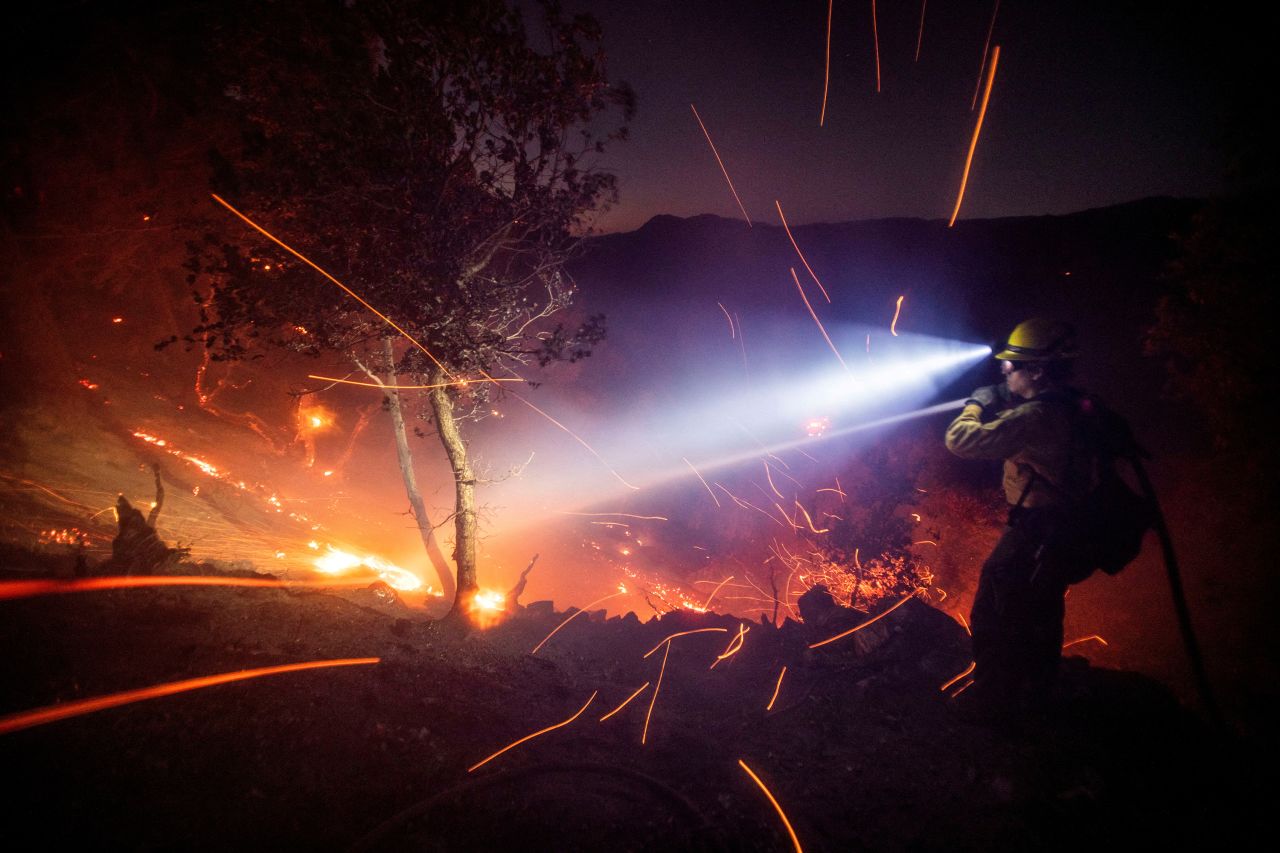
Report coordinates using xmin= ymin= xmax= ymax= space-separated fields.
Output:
xmin=994 ymin=318 xmax=1078 ymax=361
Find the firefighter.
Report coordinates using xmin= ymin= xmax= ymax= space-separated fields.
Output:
xmin=944 ymin=318 xmax=1093 ymax=718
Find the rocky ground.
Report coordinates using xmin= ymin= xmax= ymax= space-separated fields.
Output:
xmin=0 ymin=552 xmax=1264 ymax=851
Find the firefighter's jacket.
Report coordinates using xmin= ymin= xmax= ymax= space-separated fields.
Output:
xmin=944 ymin=393 xmax=1092 ymax=509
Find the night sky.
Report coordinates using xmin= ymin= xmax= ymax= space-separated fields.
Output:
xmin=569 ymin=0 xmax=1238 ymax=232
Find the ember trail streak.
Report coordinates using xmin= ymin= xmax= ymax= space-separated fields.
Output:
xmin=949 ymin=45 xmax=1001 ymax=227
xmin=738 ymin=759 xmax=804 ymax=852
xmin=0 ymin=576 xmax=375 ymax=601
xmin=0 ymin=658 xmax=380 ymax=736
xmin=468 ymin=691 xmax=598 ymax=772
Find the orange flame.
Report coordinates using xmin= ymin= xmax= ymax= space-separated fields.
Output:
xmin=468 ymin=691 xmax=598 ymax=772
xmin=890 ymin=295 xmax=904 ymax=336
xmin=313 ymin=546 xmax=425 ymax=592
xmin=0 ymin=658 xmax=379 ymax=736
xmin=469 ymin=589 xmax=507 ymax=628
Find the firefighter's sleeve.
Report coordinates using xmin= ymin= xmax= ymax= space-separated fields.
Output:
xmin=944 ymin=403 xmax=1035 ymax=460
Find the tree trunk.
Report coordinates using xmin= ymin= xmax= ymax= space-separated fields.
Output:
xmin=428 ymin=366 xmax=479 ymax=615
xmin=378 ymin=339 xmax=455 ymax=602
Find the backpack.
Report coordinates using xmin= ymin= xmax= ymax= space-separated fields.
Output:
xmin=1022 ymin=392 xmax=1156 ymax=583
xmin=1061 ymin=394 xmax=1157 ymax=579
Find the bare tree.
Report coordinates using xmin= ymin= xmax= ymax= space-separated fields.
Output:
xmin=175 ymin=0 xmax=630 ymax=614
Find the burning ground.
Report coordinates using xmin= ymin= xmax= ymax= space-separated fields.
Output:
xmin=0 ymin=561 xmax=1260 ymax=850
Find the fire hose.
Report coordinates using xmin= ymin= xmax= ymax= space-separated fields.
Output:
xmin=1130 ymin=456 xmax=1224 ymax=730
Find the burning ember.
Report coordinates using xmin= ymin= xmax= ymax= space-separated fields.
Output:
xmin=313 ymin=546 xmax=425 ymax=592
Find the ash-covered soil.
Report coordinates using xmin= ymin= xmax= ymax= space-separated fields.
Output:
xmin=0 ymin=559 xmax=1263 ymax=851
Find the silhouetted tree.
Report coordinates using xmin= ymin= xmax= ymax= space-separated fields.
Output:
xmin=179 ymin=0 xmax=631 ymax=614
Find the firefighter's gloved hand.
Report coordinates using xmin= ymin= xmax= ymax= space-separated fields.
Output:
xmin=965 ymin=384 xmax=1007 ymax=415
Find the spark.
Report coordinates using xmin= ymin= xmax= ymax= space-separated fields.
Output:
xmin=790 ymin=268 xmax=850 ymax=374
xmin=690 ymin=104 xmax=752 ymax=225
xmin=716 ymin=483 xmax=786 ymax=528
xmin=530 ymin=591 xmax=629 ymax=655
xmin=763 ymin=462 xmax=785 ymax=499
xmin=683 ymin=457 xmax=721 ymax=507
xmin=820 ymin=0 xmax=833 ymax=125
xmin=717 ymin=302 xmax=735 ymax=338
xmin=554 ymin=511 xmax=670 ymax=521
xmin=210 ymin=193 xmax=456 ymax=382
xmin=971 ymin=0 xmax=1002 ymax=110
xmin=700 ymin=575 xmax=735 ymax=611
xmin=468 ymin=691 xmax=598 ymax=772
xmin=0 ymin=473 xmax=94 ymax=511
xmin=948 ymin=45 xmax=1000 ymax=227
xmin=111 ymin=317 xmax=124 ymax=324
xmin=809 ymin=591 xmax=919 ymax=649
xmin=871 ymin=0 xmax=882 ymax=92
xmin=0 ymin=658 xmax=379 ymax=736
xmin=710 ymin=624 xmax=749 ymax=669
xmin=738 ymin=759 xmax=804 ymax=853
xmin=642 ymin=627 xmax=729 ymax=659
xmin=950 ymin=680 xmax=974 ymax=698
xmin=734 ymin=312 xmax=749 ymax=374
xmin=508 ymin=390 xmax=640 ymax=491
xmin=0 ymin=576 xmax=378 ymax=602
xmin=766 ymin=666 xmax=788 ymax=711
xmin=306 ymin=374 xmax=521 ymax=390
xmin=955 ymin=611 xmax=971 ymax=635
xmin=940 ymin=660 xmax=976 ymax=692
xmin=890 ymin=295 xmax=904 ymax=336
xmin=642 ymin=644 xmax=670 ymax=745
xmin=776 ymin=201 xmax=831 ymax=302
xmin=915 ymin=0 xmax=927 ymax=62
xmin=599 ymin=683 xmax=651 ymax=722
xmin=1063 ymin=635 xmax=1109 ymax=649
xmin=793 ymin=502 xmax=829 ymax=534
